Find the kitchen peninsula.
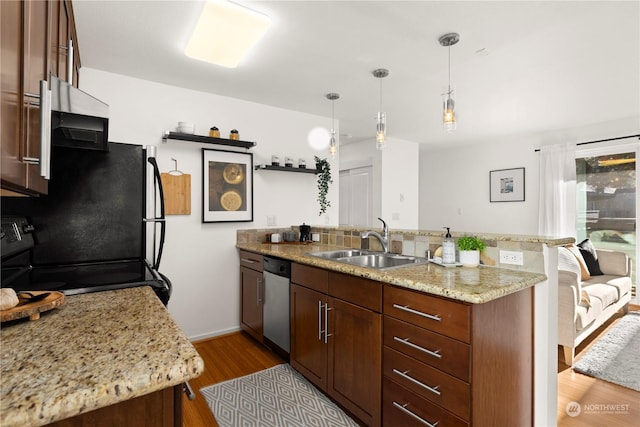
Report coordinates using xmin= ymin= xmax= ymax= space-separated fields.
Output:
xmin=236 ymin=241 xmax=547 ymax=304
xmin=0 ymin=287 xmax=204 ymax=427
xmin=237 ymin=233 xmax=552 ymax=426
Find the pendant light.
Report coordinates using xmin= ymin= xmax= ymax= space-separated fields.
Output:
xmin=372 ymin=68 xmax=389 ymax=149
xmin=439 ymin=33 xmax=460 ymax=132
xmin=326 ymin=93 xmax=339 ymax=157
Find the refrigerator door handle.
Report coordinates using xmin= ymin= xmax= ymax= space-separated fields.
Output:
xmin=147 ymin=156 xmax=166 ymax=271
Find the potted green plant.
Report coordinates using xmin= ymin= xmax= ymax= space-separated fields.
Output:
xmin=315 ymin=156 xmax=332 ymax=216
xmin=456 ymin=236 xmax=486 ymax=267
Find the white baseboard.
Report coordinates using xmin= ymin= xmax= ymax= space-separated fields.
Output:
xmin=188 ymin=326 xmax=241 ymax=342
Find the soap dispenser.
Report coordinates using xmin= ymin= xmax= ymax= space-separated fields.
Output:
xmin=442 ymin=227 xmax=456 ymax=264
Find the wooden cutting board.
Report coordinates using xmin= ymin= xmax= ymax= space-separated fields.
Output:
xmin=161 ymin=173 xmax=191 ymax=215
xmin=0 ymin=291 xmax=66 ymax=322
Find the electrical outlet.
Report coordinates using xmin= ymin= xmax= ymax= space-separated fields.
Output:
xmin=500 ymin=250 xmax=524 ymax=265
xmin=267 ymin=215 xmax=276 ymax=226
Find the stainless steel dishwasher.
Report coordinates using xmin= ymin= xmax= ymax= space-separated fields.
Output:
xmin=262 ymin=256 xmax=291 ymax=355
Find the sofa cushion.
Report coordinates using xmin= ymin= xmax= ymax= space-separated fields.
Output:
xmin=596 ymin=249 xmax=629 ymax=276
xmin=558 ymin=247 xmax=582 ymax=283
xmin=578 ymin=238 xmax=604 ymax=275
xmin=575 ymin=295 xmax=603 ymax=331
xmin=583 ymin=274 xmax=632 ymax=300
xmin=565 ymin=244 xmax=591 ymax=280
xmin=583 ymin=283 xmax=619 ymax=309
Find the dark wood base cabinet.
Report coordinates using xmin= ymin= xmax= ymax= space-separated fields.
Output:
xmin=239 ymin=250 xmax=264 ymax=343
xmin=290 ymin=263 xmax=382 ymax=427
xmin=46 ymin=385 xmax=183 ymax=427
xmin=383 ymin=284 xmax=533 ymax=427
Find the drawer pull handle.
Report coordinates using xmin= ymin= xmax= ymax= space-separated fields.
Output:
xmin=241 ymin=258 xmax=257 ymax=263
xmin=394 ymin=336 xmax=442 ymax=359
xmin=392 ymin=304 xmax=441 ymax=322
xmin=392 ymin=401 xmax=439 ymax=427
xmin=393 ymin=368 xmax=441 ymax=396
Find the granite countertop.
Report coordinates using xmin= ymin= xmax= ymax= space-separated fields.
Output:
xmin=0 ymin=286 xmax=204 ymax=427
xmin=237 ymin=242 xmax=547 ymax=304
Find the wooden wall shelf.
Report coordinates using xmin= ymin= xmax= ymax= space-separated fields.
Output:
xmin=162 ymin=131 xmax=256 ymax=149
xmin=255 ymin=164 xmax=318 ymax=174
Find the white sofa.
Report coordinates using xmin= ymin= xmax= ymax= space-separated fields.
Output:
xmin=558 ymin=246 xmax=632 ymax=365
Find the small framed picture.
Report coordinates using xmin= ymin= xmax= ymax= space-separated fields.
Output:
xmin=490 ymin=167 xmax=525 ymax=202
xmin=202 ymin=148 xmax=253 ymax=223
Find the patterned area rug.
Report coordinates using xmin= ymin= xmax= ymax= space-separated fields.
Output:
xmin=201 ymin=364 xmax=359 ymax=426
xmin=573 ymin=311 xmax=640 ymax=391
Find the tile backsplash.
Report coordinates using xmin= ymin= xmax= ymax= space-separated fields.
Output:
xmin=237 ymin=225 xmax=572 ymax=274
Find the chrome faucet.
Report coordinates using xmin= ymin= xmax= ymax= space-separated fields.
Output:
xmin=362 ymin=217 xmax=389 ymax=253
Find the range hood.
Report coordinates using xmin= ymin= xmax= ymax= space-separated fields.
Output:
xmin=50 ymin=75 xmax=109 ymax=151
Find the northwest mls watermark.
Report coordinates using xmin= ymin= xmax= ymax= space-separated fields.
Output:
xmin=566 ymin=401 xmax=631 ymax=417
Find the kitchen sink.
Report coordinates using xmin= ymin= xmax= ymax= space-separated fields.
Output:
xmin=340 ymin=254 xmax=428 ymax=269
xmin=307 ymin=250 xmax=428 ymax=270
xmin=308 ymin=249 xmax=373 ymax=259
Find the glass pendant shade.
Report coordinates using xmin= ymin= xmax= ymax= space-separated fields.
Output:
xmin=329 ymin=131 xmax=337 ymax=156
xmin=376 ymin=112 xmax=386 ymax=149
xmin=443 ymin=89 xmax=456 ymax=132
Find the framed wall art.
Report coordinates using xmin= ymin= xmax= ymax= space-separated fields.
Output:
xmin=490 ymin=167 xmax=525 ymax=202
xmin=202 ymin=148 xmax=253 ymax=222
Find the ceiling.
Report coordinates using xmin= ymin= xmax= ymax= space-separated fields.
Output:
xmin=72 ymin=1 xmax=639 ymax=148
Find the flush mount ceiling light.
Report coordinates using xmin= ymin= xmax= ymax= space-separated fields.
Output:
xmin=184 ymin=0 xmax=271 ymax=68
xmin=326 ymin=93 xmax=340 ymax=157
xmin=373 ymin=68 xmax=389 ymax=150
xmin=439 ymin=32 xmax=460 ymax=133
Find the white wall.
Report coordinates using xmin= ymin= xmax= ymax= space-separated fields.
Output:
xmin=419 ymin=117 xmax=640 ymax=235
xmin=340 ymin=137 xmax=419 ymax=229
xmin=80 ymin=68 xmax=338 ymax=340
xmin=381 ymin=138 xmax=419 ymax=229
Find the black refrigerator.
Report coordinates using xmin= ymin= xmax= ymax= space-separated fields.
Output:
xmin=1 ymin=142 xmax=171 ymax=305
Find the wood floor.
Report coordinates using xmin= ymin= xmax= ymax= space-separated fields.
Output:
xmin=182 ymin=331 xmax=284 ymax=427
xmin=183 ymin=307 xmax=640 ymax=427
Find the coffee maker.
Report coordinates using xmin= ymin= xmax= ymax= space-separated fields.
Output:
xmin=299 ymin=223 xmax=311 ymax=242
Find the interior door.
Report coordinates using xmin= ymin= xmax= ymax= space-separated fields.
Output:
xmin=339 ymin=166 xmax=373 ymax=227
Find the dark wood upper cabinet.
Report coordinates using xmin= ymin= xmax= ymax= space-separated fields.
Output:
xmin=1 ymin=0 xmax=81 ymax=196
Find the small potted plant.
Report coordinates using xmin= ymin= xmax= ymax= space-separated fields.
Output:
xmin=456 ymin=236 xmax=486 ymax=267
xmin=314 ymin=156 xmax=332 ymax=216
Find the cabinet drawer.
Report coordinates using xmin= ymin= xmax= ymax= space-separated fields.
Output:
xmin=292 ymin=263 xmax=328 ymax=293
xmin=239 ymin=250 xmax=263 ymax=272
xmin=383 ymin=378 xmax=468 ymax=427
xmin=329 ymin=271 xmax=382 ymax=312
xmin=384 ymin=285 xmax=470 ymax=343
xmin=383 ymin=347 xmax=469 ymax=421
xmin=384 ymin=316 xmax=470 ymax=381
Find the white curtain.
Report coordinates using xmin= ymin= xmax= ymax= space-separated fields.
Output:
xmin=538 ymin=143 xmax=577 ymax=237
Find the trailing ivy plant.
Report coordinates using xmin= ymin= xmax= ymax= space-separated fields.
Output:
xmin=315 ymin=156 xmax=332 ymax=216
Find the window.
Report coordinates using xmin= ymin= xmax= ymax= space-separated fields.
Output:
xmin=576 ymin=146 xmax=637 ymax=302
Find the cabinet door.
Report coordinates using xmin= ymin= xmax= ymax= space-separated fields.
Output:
xmin=1 ymin=0 xmax=27 ymax=192
xmin=52 ymin=0 xmax=79 ymax=86
xmin=22 ymin=0 xmax=49 ymax=194
xmin=290 ymin=283 xmax=328 ymax=390
xmin=240 ymin=266 xmax=263 ymax=342
xmin=328 ymin=297 xmax=382 ymax=427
